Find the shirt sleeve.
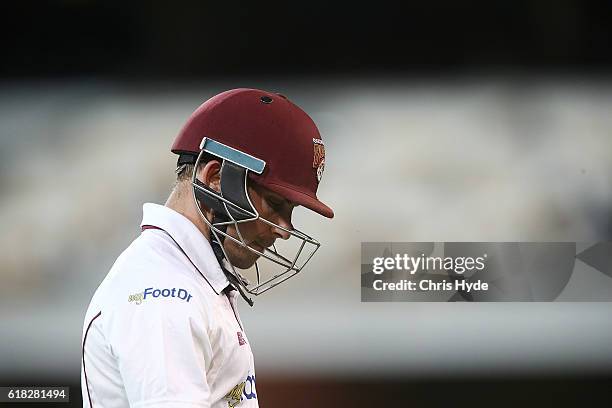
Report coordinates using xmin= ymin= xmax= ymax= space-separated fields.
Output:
xmin=106 ymin=284 xmax=214 ymax=408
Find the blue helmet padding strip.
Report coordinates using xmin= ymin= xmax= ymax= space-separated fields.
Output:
xmin=200 ymin=137 xmax=266 ymax=174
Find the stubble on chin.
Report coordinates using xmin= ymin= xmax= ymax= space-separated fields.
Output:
xmin=225 ymin=241 xmax=260 ymax=269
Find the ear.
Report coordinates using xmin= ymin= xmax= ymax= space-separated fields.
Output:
xmin=197 ymin=160 xmax=222 ymax=192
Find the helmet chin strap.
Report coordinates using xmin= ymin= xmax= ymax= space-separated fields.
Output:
xmin=194 ymin=170 xmax=256 ymax=306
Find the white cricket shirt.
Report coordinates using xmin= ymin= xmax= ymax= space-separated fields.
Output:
xmin=81 ymin=203 xmax=258 ymax=408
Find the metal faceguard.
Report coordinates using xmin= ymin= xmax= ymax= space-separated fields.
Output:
xmin=190 ymin=137 xmax=321 ymax=302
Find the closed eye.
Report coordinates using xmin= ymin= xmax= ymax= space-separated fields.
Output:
xmin=267 ymin=197 xmax=284 ymax=208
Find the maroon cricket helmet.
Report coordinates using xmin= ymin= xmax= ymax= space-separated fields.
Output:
xmin=171 ymin=88 xmax=334 ymax=218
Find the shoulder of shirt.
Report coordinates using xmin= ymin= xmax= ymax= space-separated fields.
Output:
xmin=86 ymin=230 xmax=223 ymax=323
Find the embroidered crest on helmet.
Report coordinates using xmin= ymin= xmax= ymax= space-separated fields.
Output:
xmin=312 ymin=138 xmax=325 ymax=183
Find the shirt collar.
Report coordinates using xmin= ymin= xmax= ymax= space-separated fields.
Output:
xmin=140 ymin=202 xmax=229 ymax=294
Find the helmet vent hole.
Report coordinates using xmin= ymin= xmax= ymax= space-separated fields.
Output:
xmin=260 ymin=96 xmax=273 ymax=104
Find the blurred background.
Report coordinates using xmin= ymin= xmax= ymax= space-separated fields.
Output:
xmin=1 ymin=1 xmax=612 ymax=406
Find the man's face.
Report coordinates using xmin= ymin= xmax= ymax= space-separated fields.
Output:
xmin=223 ymin=183 xmax=296 ymax=269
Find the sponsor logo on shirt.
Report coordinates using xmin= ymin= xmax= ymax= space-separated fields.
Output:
xmin=128 ymin=292 xmax=145 ymax=305
xmin=128 ymin=287 xmax=193 ymax=305
xmin=224 ymin=382 xmax=245 ymax=408
xmin=237 ymin=332 xmax=247 ymax=346
xmin=224 ymin=375 xmax=257 ymax=407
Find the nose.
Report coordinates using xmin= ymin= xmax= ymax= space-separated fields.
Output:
xmin=272 ymin=215 xmax=293 ymax=240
